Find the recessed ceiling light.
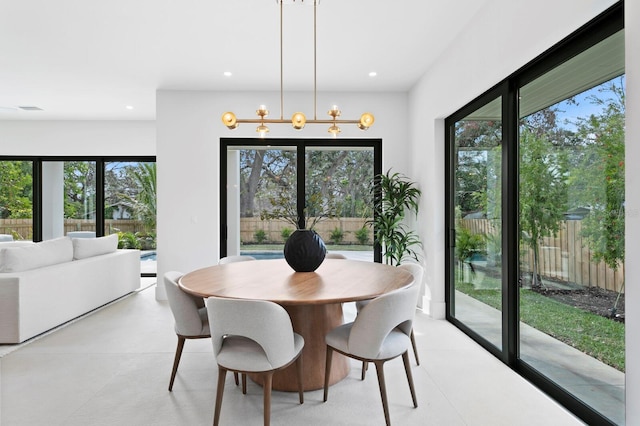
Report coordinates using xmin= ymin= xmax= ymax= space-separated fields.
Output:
xmin=369 ymin=71 xmax=377 ymax=77
xmin=126 ymin=105 xmax=134 ymax=110
xmin=224 ymin=71 xmax=232 ymax=77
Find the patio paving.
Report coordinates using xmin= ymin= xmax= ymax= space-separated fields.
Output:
xmin=455 ymin=291 xmax=625 ymax=425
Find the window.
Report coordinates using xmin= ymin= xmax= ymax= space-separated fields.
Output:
xmin=445 ymin=4 xmax=624 ymax=425
xmin=449 ymin=94 xmax=504 ymax=351
xmin=0 ymin=157 xmax=156 ymax=276
xmin=221 ymin=139 xmax=381 ymax=261
xmin=0 ymin=160 xmax=34 ymax=240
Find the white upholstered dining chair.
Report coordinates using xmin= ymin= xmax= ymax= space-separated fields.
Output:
xmin=218 ymin=255 xmax=256 ymax=264
xmin=163 ymin=271 xmax=241 ymax=391
xmin=324 ymin=281 xmax=419 ymax=426
xmin=356 ymin=262 xmax=423 ymax=369
xmin=206 ymin=296 xmax=305 ymax=426
xmin=164 ymin=271 xmax=210 ymax=391
xmin=325 ymin=252 xmax=347 ymax=259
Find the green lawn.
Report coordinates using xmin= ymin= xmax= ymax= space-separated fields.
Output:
xmin=456 ymin=280 xmax=625 ymax=371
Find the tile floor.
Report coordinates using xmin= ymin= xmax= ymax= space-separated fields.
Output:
xmin=0 ymin=280 xmax=585 ymax=426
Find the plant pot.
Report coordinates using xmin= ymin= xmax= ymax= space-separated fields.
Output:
xmin=283 ymin=229 xmax=327 ymax=272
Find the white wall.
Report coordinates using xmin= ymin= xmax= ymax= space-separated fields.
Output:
xmin=408 ymin=0 xmax=635 ymax=422
xmin=155 ymin=90 xmax=408 ymax=299
xmin=0 ymin=121 xmax=155 ymax=156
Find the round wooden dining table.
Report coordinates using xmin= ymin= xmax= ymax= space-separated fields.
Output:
xmin=178 ymin=258 xmax=413 ymax=391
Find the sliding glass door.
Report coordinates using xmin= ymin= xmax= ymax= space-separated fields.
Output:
xmin=105 ymin=161 xmax=157 ymax=275
xmin=445 ymin=5 xmax=624 ymax=424
xmin=221 ymin=139 xmax=381 ymax=261
xmin=448 ymin=95 xmax=504 ymax=351
xmin=60 ymin=161 xmax=97 ymax=239
xmin=517 ymin=32 xmax=625 ymax=423
xmin=0 ymin=160 xmax=34 ymax=241
xmin=0 ymin=156 xmax=156 ymax=276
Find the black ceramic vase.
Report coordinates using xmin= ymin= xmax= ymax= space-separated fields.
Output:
xmin=283 ymin=229 xmax=327 ymax=272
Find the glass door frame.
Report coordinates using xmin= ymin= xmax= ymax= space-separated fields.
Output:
xmin=443 ymin=4 xmax=623 ymax=425
xmin=444 ymin=81 xmax=518 ymax=364
xmin=219 ymin=138 xmax=382 ymax=260
xmin=0 ymin=155 xmax=156 ymax=277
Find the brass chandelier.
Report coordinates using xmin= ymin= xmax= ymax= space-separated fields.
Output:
xmin=221 ymin=0 xmax=374 ymax=137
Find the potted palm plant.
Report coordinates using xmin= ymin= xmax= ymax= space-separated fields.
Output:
xmin=368 ymin=169 xmax=422 ymax=265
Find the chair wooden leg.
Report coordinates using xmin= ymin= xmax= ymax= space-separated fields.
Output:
xmin=168 ymin=336 xmax=186 ymax=391
xmin=402 ymin=351 xmax=418 ymax=408
xmin=361 ymin=361 xmax=368 ymax=380
xmin=213 ymin=367 xmax=227 ymax=426
xmin=242 ymin=373 xmax=247 ymax=394
xmin=234 ymin=372 xmax=239 ymax=386
xmin=374 ymin=361 xmax=391 ymax=426
xmin=410 ymin=329 xmax=420 ymax=365
xmin=263 ymin=372 xmax=273 ymax=426
xmin=296 ymin=355 xmax=304 ymax=404
xmin=323 ymin=346 xmax=333 ymax=402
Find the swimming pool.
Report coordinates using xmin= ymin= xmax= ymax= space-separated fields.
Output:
xmin=240 ymin=251 xmax=284 ymax=260
xmin=140 ymin=251 xmax=284 ymax=261
xmin=141 ymin=251 xmax=157 ymax=261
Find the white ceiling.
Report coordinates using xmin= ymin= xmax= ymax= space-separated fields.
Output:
xmin=0 ymin=0 xmax=488 ymax=121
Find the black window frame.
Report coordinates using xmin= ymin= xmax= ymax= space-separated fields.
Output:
xmin=219 ymin=138 xmax=382 ymax=261
xmin=444 ymin=3 xmax=624 ymax=425
xmin=0 ymin=155 xmax=156 ymax=276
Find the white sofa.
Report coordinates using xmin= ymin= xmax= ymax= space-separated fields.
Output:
xmin=0 ymin=235 xmax=140 ymax=344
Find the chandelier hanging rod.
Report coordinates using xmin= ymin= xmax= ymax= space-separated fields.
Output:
xmin=221 ymin=0 xmax=374 ymax=137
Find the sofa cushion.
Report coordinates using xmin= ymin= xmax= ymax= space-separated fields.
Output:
xmin=72 ymin=234 xmax=119 ymax=260
xmin=0 ymin=237 xmax=73 ymax=273
xmin=0 ymin=240 xmax=35 ymax=248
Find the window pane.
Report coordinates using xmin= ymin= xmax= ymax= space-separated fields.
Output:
xmin=225 ymin=143 xmax=376 ymax=261
xmin=105 ymin=161 xmax=157 ymax=274
xmin=518 ymin=31 xmax=625 ymax=424
xmin=0 ymin=160 xmax=33 ymax=241
xmin=451 ymin=96 xmax=503 ymax=350
xmin=306 ymin=146 xmax=374 ymax=261
xmin=63 ymin=161 xmax=97 ymax=238
xmin=233 ymin=146 xmax=297 ymax=258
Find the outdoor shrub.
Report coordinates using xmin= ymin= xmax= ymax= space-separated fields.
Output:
xmin=135 ymin=232 xmax=157 ymax=250
xmin=455 ymin=226 xmax=485 ymax=280
xmin=254 ymin=229 xmax=268 ymax=244
xmin=281 ymin=227 xmax=293 ymax=241
xmin=118 ymin=231 xmax=141 ymax=249
xmin=329 ymin=227 xmax=344 ymax=244
xmin=355 ymin=226 xmax=369 ymax=245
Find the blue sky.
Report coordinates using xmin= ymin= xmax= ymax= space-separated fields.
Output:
xmin=555 ymin=75 xmax=625 ymax=131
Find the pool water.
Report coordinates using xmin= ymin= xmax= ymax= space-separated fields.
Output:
xmin=140 ymin=251 xmax=284 ymax=261
xmin=141 ymin=252 xmax=157 ymax=261
xmin=241 ymin=251 xmax=284 ymax=260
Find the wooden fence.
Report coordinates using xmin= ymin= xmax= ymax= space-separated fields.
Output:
xmin=0 ymin=219 xmax=147 ymax=239
xmin=241 ymin=217 xmax=372 ymax=245
xmin=4 ymin=216 xmax=622 ymax=292
xmin=463 ymin=218 xmax=625 ymax=293
xmin=1 ymin=217 xmax=369 ymax=245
